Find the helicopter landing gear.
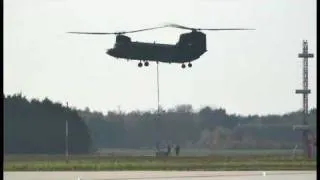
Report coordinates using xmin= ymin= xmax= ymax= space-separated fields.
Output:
xmin=181 ymin=63 xmax=192 ymax=69
xmin=144 ymin=61 xmax=149 ymax=66
xmin=138 ymin=61 xmax=143 ymax=67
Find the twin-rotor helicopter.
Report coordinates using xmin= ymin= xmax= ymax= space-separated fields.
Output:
xmin=68 ymin=23 xmax=254 ymax=68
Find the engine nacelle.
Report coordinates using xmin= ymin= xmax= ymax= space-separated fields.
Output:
xmin=177 ymin=31 xmax=207 ymax=54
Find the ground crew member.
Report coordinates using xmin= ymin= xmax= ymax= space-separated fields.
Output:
xmin=167 ymin=144 xmax=171 ymax=156
xmin=175 ymin=144 xmax=180 ymax=156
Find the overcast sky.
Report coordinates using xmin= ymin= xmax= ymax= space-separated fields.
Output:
xmin=4 ymin=0 xmax=317 ymax=115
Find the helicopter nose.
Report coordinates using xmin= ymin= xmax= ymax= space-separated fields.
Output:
xmin=106 ymin=49 xmax=113 ymax=55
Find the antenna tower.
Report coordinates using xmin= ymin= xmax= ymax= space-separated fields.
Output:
xmin=294 ymin=40 xmax=314 ymax=158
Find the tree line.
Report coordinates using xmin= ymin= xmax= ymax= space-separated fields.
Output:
xmin=4 ymin=93 xmax=317 ymax=154
xmin=78 ymin=104 xmax=317 ymax=150
xmin=4 ymin=94 xmax=92 ymax=154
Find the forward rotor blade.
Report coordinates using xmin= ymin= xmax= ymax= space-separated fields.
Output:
xmin=122 ymin=25 xmax=169 ymax=34
xmin=67 ymin=32 xmax=116 ymax=35
xmin=67 ymin=25 xmax=168 ymax=35
xmin=166 ymin=23 xmax=255 ymax=31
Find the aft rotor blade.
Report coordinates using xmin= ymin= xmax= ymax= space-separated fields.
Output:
xmin=198 ymin=28 xmax=255 ymax=31
xmin=165 ymin=23 xmax=194 ymax=30
xmin=67 ymin=25 xmax=168 ymax=35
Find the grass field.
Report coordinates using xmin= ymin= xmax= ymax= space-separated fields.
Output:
xmin=4 ymin=153 xmax=316 ymax=171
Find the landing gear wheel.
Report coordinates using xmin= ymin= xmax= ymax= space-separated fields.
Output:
xmin=138 ymin=62 xmax=143 ymax=67
xmin=144 ymin=61 xmax=149 ymax=66
xmin=188 ymin=63 xmax=192 ymax=68
xmin=181 ymin=64 xmax=186 ymax=68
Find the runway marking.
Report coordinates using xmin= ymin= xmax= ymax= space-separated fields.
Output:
xmin=79 ymin=171 xmax=315 ymax=180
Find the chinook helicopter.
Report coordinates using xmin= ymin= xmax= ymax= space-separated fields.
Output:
xmin=68 ymin=24 xmax=254 ymax=68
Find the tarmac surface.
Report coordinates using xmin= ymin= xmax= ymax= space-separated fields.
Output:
xmin=4 ymin=171 xmax=316 ymax=180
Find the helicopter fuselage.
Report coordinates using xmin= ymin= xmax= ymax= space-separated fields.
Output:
xmin=68 ymin=23 xmax=254 ymax=68
xmin=106 ymin=31 xmax=207 ymax=64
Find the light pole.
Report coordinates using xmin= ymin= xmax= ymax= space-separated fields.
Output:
xmin=65 ymin=102 xmax=69 ymax=163
xmin=156 ymin=61 xmax=161 ymax=152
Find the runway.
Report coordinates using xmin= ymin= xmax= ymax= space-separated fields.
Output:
xmin=4 ymin=171 xmax=316 ymax=180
